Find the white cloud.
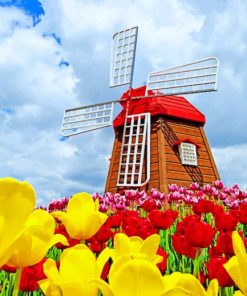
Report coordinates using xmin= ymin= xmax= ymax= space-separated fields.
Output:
xmin=213 ymin=144 xmax=247 ymax=190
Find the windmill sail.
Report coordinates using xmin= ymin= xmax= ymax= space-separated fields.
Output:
xmin=110 ymin=26 xmax=138 ymax=88
xmin=61 ymin=101 xmax=114 ymax=137
xmin=146 ymin=57 xmax=220 ymax=96
xmin=117 ymin=113 xmax=150 ymax=187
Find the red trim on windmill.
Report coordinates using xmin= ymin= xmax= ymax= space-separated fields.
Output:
xmin=173 ymin=139 xmax=201 ymax=150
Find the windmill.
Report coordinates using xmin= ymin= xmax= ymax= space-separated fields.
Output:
xmin=61 ymin=26 xmax=220 ymax=193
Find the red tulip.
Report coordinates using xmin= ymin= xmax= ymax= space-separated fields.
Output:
xmin=211 ymin=204 xmax=224 ymax=217
xmin=192 ymin=200 xmax=214 ymax=215
xmin=206 ymin=257 xmax=234 ymax=287
xmin=106 ymin=213 xmax=122 ymax=228
xmin=148 ymin=209 xmax=178 ymax=230
xmin=1 ymin=264 xmax=16 ymax=273
xmin=19 ymin=258 xmax=47 ymax=292
xmin=216 ymin=231 xmax=235 ymax=258
xmin=214 ymin=210 xmax=238 ymax=231
xmin=175 ymin=215 xmax=200 ymax=236
xmin=95 ymin=224 xmax=113 ymax=243
xmin=142 ymin=198 xmax=159 ymax=212
xmin=88 ymin=241 xmax=106 ymax=254
xmin=122 ymin=215 xmax=157 ymax=240
xmin=209 ymin=245 xmax=222 ymax=258
xmin=172 ymin=233 xmax=197 ymax=259
xmin=185 ymin=221 xmax=216 ymax=248
xmin=156 ymin=247 xmax=168 ymax=274
xmin=239 ymin=203 xmax=247 ymax=224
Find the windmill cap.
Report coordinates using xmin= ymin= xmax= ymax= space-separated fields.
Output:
xmin=113 ymin=86 xmax=206 ymax=129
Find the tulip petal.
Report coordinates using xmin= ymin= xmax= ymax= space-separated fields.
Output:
xmin=0 ymin=178 xmax=35 ymax=266
xmin=108 ymin=254 xmax=131 ymax=282
xmin=26 ymin=209 xmax=55 ymax=234
xmin=96 ymin=247 xmax=113 ymax=278
xmin=160 ymin=287 xmax=192 ymax=295
xmin=224 ymin=232 xmax=247 ymax=294
xmin=59 ymin=245 xmax=97 ymax=289
xmin=110 ymin=258 xmax=165 ymax=296
xmin=43 ymin=258 xmax=61 ymax=284
xmin=76 ymin=212 xmax=107 ymax=240
xmin=207 ymin=279 xmax=219 ymax=296
xmin=38 ymin=279 xmax=50 ymax=295
xmin=163 ymin=272 xmax=211 ymax=296
xmin=51 ymin=211 xmax=68 ymax=223
xmin=163 ymin=272 xmax=183 ymax=291
xmin=92 ymin=279 xmax=115 ymax=296
xmin=114 ymin=233 xmax=132 ymax=257
xmin=67 ymin=192 xmax=95 ymax=218
xmin=233 ymin=291 xmax=244 ymax=296
xmin=47 ymin=234 xmax=69 ymax=249
xmin=224 ymin=256 xmax=245 ymax=293
xmin=40 ymin=279 xmax=84 ymax=296
xmin=140 ymin=234 xmax=160 ymax=260
xmin=6 ymin=209 xmax=68 ymax=267
xmin=232 ymin=232 xmax=247 ymax=275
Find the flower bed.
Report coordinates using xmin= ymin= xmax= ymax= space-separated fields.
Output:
xmin=0 ymin=178 xmax=247 ymax=295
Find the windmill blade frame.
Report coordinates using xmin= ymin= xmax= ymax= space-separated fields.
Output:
xmin=61 ymin=101 xmax=116 ymax=137
xmin=110 ymin=26 xmax=138 ymax=88
xmin=145 ymin=57 xmax=220 ymax=96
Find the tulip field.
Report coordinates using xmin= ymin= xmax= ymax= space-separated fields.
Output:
xmin=0 ymin=178 xmax=247 ymax=295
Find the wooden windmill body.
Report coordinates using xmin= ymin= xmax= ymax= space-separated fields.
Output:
xmin=61 ymin=26 xmax=220 ymax=194
xmin=105 ymin=86 xmax=219 ymax=193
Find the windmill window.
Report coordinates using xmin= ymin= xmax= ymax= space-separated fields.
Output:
xmin=178 ymin=142 xmax=197 ymax=166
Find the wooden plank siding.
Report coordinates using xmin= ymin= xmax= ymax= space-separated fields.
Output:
xmin=104 ymin=115 xmax=219 ymax=193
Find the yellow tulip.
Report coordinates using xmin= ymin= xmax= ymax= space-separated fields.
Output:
xmin=100 ymin=232 xmax=162 ymax=265
xmin=6 ymin=209 xmax=68 ymax=268
xmin=93 ymin=256 xmax=218 ymax=296
xmin=0 ymin=177 xmax=36 ymax=267
xmin=162 ymin=272 xmax=218 ymax=296
xmin=52 ymin=192 xmax=107 ymax=240
xmin=224 ymin=231 xmax=247 ymax=295
xmin=39 ymin=244 xmax=105 ymax=296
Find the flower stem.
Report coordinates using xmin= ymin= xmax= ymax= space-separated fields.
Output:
xmin=13 ymin=268 xmax=22 ymax=296
xmin=193 ymin=248 xmax=200 ymax=277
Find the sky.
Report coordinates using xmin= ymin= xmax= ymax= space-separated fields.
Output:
xmin=0 ymin=0 xmax=246 ymax=205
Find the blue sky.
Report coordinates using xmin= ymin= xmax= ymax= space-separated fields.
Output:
xmin=0 ymin=0 xmax=246 ymax=204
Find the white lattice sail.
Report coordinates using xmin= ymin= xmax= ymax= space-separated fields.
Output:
xmin=110 ymin=26 xmax=138 ymax=88
xmin=146 ymin=57 xmax=220 ymax=96
xmin=117 ymin=113 xmax=150 ymax=187
xmin=61 ymin=102 xmax=114 ymax=137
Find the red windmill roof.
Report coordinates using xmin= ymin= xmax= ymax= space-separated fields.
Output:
xmin=113 ymin=86 xmax=205 ymax=128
